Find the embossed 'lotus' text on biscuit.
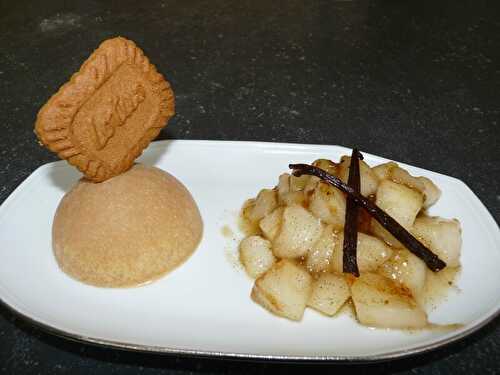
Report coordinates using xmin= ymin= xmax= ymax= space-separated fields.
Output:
xmin=35 ymin=37 xmax=175 ymax=182
xmin=90 ymin=82 xmax=146 ymax=150
xmin=70 ymin=63 xmax=160 ymax=174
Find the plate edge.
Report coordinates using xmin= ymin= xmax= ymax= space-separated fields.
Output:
xmin=1 ymin=282 xmax=498 ymax=362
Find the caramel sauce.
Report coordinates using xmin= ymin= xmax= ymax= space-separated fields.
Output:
xmin=337 ymin=299 xmax=357 ymax=319
xmin=239 ymin=199 xmax=261 ymax=236
xmin=221 ymin=225 xmax=233 ymax=238
xmin=417 ymin=266 xmax=461 ymax=310
xmin=225 ymin=245 xmax=243 ymax=272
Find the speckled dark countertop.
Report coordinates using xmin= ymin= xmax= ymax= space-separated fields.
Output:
xmin=0 ymin=0 xmax=499 ymax=373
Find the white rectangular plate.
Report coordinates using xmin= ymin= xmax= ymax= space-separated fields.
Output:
xmin=0 ymin=140 xmax=499 ymax=361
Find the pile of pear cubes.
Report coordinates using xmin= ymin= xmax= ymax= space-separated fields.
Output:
xmin=239 ymin=156 xmax=461 ymax=329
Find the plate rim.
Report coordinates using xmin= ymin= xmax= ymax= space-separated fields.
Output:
xmin=1 ymin=292 xmax=498 ymax=363
xmin=0 ymin=139 xmax=499 ymax=362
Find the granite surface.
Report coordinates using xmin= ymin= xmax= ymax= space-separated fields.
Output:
xmin=0 ymin=0 xmax=498 ymax=373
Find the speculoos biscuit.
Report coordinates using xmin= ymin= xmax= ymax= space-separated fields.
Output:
xmin=35 ymin=37 xmax=175 ymax=182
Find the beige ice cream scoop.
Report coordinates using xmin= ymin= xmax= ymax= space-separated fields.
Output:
xmin=52 ymin=164 xmax=203 ymax=288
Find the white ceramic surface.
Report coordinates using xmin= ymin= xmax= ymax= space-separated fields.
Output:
xmin=0 ymin=140 xmax=498 ymax=361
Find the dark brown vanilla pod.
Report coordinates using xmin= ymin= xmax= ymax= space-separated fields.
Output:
xmin=342 ymin=149 xmax=362 ymax=277
xmin=289 ymin=163 xmax=447 ymax=272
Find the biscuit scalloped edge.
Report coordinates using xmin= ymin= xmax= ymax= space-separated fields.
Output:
xmin=34 ymin=37 xmax=175 ymax=182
